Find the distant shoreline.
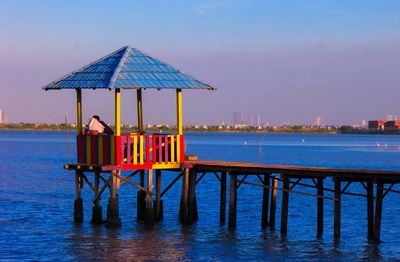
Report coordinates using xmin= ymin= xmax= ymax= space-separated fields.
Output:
xmin=1 ymin=124 xmax=399 ymax=135
xmin=0 ymin=127 xmax=336 ymax=134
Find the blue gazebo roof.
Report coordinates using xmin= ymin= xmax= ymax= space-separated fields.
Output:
xmin=43 ymin=46 xmax=215 ymax=91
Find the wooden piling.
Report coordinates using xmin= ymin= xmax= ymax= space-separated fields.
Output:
xmin=179 ymin=168 xmax=189 ymax=223
xmin=317 ymin=178 xmax=324 ymax=237
xmin=155 ymin=169 xmax=162 ymax=221
xmin=280 ymin=175 xmax=289 ymax=234
xmin=269 ymin=177 xmax=278 ymax=230
xmin=107 ymin=170 xmax=121 ymax=227
xmin=188 ymin=169 xmax=197 ymax=222
xmin=91 ymin=171 xmax=102 ymax=224
xmin=144 ymin=169 xmax=155 ymax=225
xmin=367 ymin=180 xmax=374 ymax=240
xmin=374 ymin=181 xmax=383 ymax=241
xmin=137 ymin=170 xmax=146 ymax=221
xmin=193 ymin=191 xmax=198 ymax=220
xmin=334 ymin=178 xmax=341 ymax=239
xmin=220 ymin=171 xmax=227 ymax=224
xmin=74 ymin=170 xmax=83 ymax=223
xmin=228 ymin=174 xmax=237 ymax=229
xmin=261 ymin=174 xmax=270 ymax=228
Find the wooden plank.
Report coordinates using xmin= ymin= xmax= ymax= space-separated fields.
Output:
xmin=171 ymin=135 xmax=175 ymax=163
xmin=133 ymin=136 xmax=138 ymax=164
xmin=165 ymin=135 xmax=169 ymax=163
xmin=177 ymin=135 xmax=181 ymax=162
xmin=140 ymin=136 xmax=144 ymax=164
xmin=334 ymin=178 xmax=341 ymax=239
xmin=269 ymin=177 xmax=278 ymax=230
xmin=228 ymin=174 xmax=237 ymax=229
xmin=186 ymin=160 xmax=400 ymax=179
xmin=261 ymin=174 xmax=270 ymax=228
xmin=374 ymin=181 xmax=383 ymax=241
xmin=220 ymin=171 xmax=227 ymax=224
xmin=317 ymin=178 xmax=324 ymax=237
xmin=280 ymin=175 xmax=289 ymax=234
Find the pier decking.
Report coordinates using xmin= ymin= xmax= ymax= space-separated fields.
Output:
xmin=65 ymin=159 xmax=400 ymax=241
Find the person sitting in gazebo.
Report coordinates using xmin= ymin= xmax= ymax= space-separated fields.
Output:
xmin=87 ymin=115 xmax=114 ymax=135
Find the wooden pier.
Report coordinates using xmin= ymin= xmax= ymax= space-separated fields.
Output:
xmin=43 ymin=46 xmax=400 ymax=242
xmin=65 ymin=159 xmax=400 ymax=242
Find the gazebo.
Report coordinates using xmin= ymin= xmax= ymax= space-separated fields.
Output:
xmin=43 ymin=45 xmax=215 ymax=225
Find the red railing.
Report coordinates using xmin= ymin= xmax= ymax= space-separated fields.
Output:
xmin=76 ymin=133 xmax=185 ymax=170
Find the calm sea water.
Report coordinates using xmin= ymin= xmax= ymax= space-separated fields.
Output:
xmin=1 ymin=130 xmax=400 ymax=261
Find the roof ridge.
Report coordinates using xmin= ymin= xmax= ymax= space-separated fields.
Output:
xmin=108 ymin=46 xmax=131 ymax=89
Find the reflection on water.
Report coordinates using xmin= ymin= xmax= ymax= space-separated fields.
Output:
xmin=1 ymin=131 xmax=400 ymax=260
xmin=68 ymin=225 xmax=187 ymax=261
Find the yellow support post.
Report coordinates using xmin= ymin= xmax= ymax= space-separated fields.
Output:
xmin=76 ymin=89 xmax=82 ymax=135
xmin=176 ymin=89 xmax=183 ymax=135
xmin=115 ymin=88 xmax=121 ymax=136
xmin=137 ymin=88 xmax=143 ymax=132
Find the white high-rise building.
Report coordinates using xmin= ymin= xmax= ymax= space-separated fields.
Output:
xmin=0 ymin=110 xmax=5 ymax=124
xmin=315 ymin=116 xmax=321 ymax=127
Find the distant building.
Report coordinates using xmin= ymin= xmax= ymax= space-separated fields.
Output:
xmin=315 ymin=116 xmax=321 ymax=127
xmin=368 ymin=120 xmax=386 ymax=130
xmin=234 ymin=124 xmax=248 ymax=129
xmin=361 ymin=120 xmax=367 ymax=128
xmin=233 ymin=112 xmax=242 ymax=126
xmin=0 ymin=110 xmax=6 ymax=124
xmin=384 ymin=121 xmax=400 ymax=130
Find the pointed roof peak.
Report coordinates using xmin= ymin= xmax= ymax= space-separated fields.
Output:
xmin=43 ymin=46 xmax=215 ymax=91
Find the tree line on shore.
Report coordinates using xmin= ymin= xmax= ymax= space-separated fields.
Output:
xmin=1 ymin=122 xmax=399 ymax=134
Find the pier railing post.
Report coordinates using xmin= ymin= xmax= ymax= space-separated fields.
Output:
xmin=91 ymin=171 xmax=102 ymax=224
xmin=74 ymin=170 xmax=83 ymax=223
xmin=317 ymin=177 xmax=324 ymax=237
xmin=280 ymin=174 xmax=289 ymax=234
xmin=374 ymin=181 xmax=383 ymax=241
xmin=334 ymin=178 xmax=341 ymax=239
xmin=261 ymin=174 xmax=270 ymax=228
xmin=220 ymin=171 xmax=227 ymax=224
xmin=228 ymin=173 xmax=237 ymax=229
xmin=269 ymin=176 xmax=278 ymax=230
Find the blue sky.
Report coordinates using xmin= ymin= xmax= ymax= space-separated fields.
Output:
xmin=1 ymin=0 xmax=400 ymax=125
